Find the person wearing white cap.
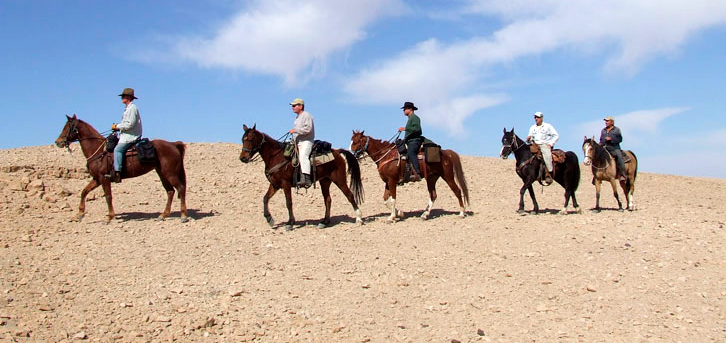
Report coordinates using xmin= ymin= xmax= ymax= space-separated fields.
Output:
xmin=526 ymin=111 xmax=559 ymax=185
xmin=600 ymin=116 xmax=626 ymax=181
xmin=288 ymin=98 xmax=315 ymax=188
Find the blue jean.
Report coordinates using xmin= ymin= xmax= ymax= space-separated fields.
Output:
xmin=113 ymin=141 xmax=134 ymax=172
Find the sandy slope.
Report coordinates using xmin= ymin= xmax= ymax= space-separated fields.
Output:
xmin=1 ymin=143 xmax=724 ymax=342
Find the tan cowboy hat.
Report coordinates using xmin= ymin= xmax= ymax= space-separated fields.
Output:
xmin=118 ymin=88 xmax=138 ymax=99
xmin=289 ymin=98 xmax=304 ymax=106
xmin=603 ymin=116 xmax=615 ymax=122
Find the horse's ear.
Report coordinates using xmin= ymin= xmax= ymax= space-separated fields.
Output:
xmin=511 ymin=127 xmax=514 ymax=133
xmin=503 ymin=127 xmax=506 ymax=133
xmin=243 ymin=124 xmax=248 ymax=131
xmin=72 ymin=113 xmax=77 ymax=119
xmin=66 ymin=114 xmax=71 ymax=120
xmin=361 ymin=130 xmax=364 ymax=135
xmin=252 ymin=123 xmax=256 ymax=130
xmin=583 ymin=135 xmax=587 ymax=141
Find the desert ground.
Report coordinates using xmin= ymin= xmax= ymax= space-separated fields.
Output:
xmin=1 ymin=142 xmax=724 ymax=342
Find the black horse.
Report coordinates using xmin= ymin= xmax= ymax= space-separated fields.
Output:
xmin=500 ymin=128 xmax=581 ymax=214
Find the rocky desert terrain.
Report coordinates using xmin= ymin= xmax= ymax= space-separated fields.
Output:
xmin=1 ymin=142 xmax=724 ymax=342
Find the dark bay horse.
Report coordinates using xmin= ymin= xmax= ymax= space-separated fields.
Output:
xmin=239 ymin=124 xmax=363 ymax=230
xmin=582 ymin=137 xmax=638 ymax=212
xmin=55 ymin=115 xmax=188 ymax=223
xmin=350 ymin=131 xmax=469 ymax=222
xmin=500 ymin=128 xmax=581 ymax=214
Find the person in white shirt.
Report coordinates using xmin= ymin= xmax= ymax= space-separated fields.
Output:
xmin=526 ymin=111 xmax=559 ymax=185
xmin=105 ymin=88 xmax=142 ymax=183
xmin=288 ymin=98 xmax=315 ymax=188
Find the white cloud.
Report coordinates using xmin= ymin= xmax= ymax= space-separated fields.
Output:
xmin=344 ymin=1 xmax=726 ymax=135
xmin=173 ymin=0 xmax=402 ymax=85
xmin=577 ymin=108 xmax=689 ymax=144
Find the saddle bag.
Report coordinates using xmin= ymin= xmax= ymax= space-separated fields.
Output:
xmin=312 ymin=140 xmax=332 ymax=154
xmin=283 ymin=141 xmax=295 ymax=159
xmin=135 ymin=138 xmax=157 ymax=164
xmin=106 ymin=133 xmax=119 ymax=153
xmin=423 ymin=142 xmax=441 ymax=163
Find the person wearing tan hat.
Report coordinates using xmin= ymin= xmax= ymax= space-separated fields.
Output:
xmin=526 ymin=111 xmax=559 ymax=185
xmin=105 ymin=88 xmax=142 ymax=183
xmin=600 ymin=116 xmax=626 ymax=181
xmin=288 ymin=98 xmax=315 ymax=188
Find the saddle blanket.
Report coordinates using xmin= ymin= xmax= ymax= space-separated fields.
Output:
xmin=313 ymin=152 xmax=335 ymax=166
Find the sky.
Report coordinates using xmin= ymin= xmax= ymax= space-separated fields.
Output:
xmin=1 ymin=0 xmax=725 ymax=178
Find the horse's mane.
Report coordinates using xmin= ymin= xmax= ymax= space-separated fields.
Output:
xmin=74 ymin=118 xmax=102 ymax=138
xmin=263 ymin=132 xmax=286 ymax=149
xmin=585 ymin=139 xmax=610 ymax=166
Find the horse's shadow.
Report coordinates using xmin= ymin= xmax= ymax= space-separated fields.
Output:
xmin=366 ymin=208 xmax=472 ymax=222
xmin=116 ymin=209 xmax=215 ymax=221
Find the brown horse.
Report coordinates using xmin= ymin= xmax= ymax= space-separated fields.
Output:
xmin=350 ymin=131 xmax=469 ymax=222
xmin=582 ymin=137 xmax=638 ymax=212
xmin=239 ymin=124 xmax=364 ymax=230
xmin=55 ymin=115 xmax=188 ymax=223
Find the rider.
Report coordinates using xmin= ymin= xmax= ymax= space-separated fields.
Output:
xmin=105 ymin=88 xmax=142 ymax=183
xmin=288 ymin=98 xmax=315 ymax=188
xmin=526 ymin=111 xmax=559 ymax=185
xmin=397 ymin=101 xmax=423 ymax=182
xmin=600 ymin=115 xmax=627 ymax=181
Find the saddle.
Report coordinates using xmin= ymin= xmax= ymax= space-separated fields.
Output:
xmin=529 ymin=144 xmax=566 ymax=163
xmin=104 ymin=134 xmax=157 ymax=167
xmin=289 ymin=140 xmax=336 ymax=189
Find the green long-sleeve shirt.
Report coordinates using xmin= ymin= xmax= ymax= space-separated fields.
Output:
xmin=404 ymin=113 xmax=422 ymax=142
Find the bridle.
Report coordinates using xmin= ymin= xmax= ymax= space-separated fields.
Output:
xmin=502 ymin=135 xmax=526 ymax=155
xmin=352 ymin=136 xmax=369 ymax=158
xmin=62 ymin=119 xmax=81 ymax=145
xmin=241 ymin=130 xmax=267 ymax=160
xmin=583 ymin=141 xmax=610 ymax=170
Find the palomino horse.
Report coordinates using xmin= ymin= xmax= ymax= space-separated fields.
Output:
xmin=350 ymin=131 xmax=469 ymax=222
xmin=55 ymin=115 xmax=188 ymax=223
xmin=582 ymin=137 xmax=638 ymax=212
xmin=239 ymin=124 xmax=363 ymax=230
xmin=500 ymin=128 xmax=581 ymax=214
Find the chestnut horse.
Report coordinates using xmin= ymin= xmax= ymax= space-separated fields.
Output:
xmin=55 ymin=115 xmax=188 ymax=223
xmin=582 ymin=137 xmax=638 ymax=212
xmin=239 ymin=124 xmax=363 ymax=230
xmin=500 ymin=128 xmax=581 ymax=215
xmin=350 ymin=131 xmax=469 ymax=222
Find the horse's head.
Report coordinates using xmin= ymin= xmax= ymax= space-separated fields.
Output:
xmin=582 ymin=135 xmax=596 ymax=166
xmin=350 ymin=130 xmax=369 ymax=158
xmin=499 ymin=127 xmax=519 ymax=159
xmin=239 ymin=124 xmax=265 ymax=163
xmin=56 ymin=114 xmax=81 ymax=148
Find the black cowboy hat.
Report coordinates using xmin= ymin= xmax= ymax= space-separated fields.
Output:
xmin=400 ymin=101 xmax=418 ymax=110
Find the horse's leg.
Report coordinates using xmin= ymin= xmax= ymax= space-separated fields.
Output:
xmin=610 ymin=179 xmax=623 ymax=211
xmin=442 ymin=174 xmax=466 ymax=218
xmin=571 ymin=188 xmax=582 ymax=214
xmin=74 ymin=179 xmax=100 ymax=221
xmin=167 ymin=172 xmax=188 ymax=222
xmin=385 ymin=180 xmax=400 ymax=222
xmin=262 ymin=184 xmax=278 ymax=228
xmin=560 ymin=188 xmax=571 ymax=215
xmin=101 ymin=181 xmax=115 ymax=223
xmin=318 ymin=179 xmax=332 ymax=228
xmin=627 ymin=175 xmax=635 ymax=210
xmin=593 ymin=179 xmax=602 ymax=212
xmin=517 ymin=183 xmax=528 ymax=214
xmin=283 ymin=185 xmax=295 ymax=230
xmin=332 ymin=175 xmax=363 ymax=226
xmin=156 ymin=174 xmax=175 ymax=221
xmin=421 ymin=176 xmax=439 ymax=220
xmin=527 ymin=184 xmax=539 ymax=214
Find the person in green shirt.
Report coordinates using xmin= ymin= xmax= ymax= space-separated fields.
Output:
xmin=397 ymin=101 xmax=423 ymax=182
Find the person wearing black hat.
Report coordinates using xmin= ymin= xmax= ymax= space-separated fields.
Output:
xmin=397 ymin=102 xmax=422 ymax=182
xmin=105 ymin=88 xmax=142 ymax=183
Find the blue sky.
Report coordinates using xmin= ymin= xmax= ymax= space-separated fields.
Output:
xmin=2 ymin=0 xmax=725 ymax=178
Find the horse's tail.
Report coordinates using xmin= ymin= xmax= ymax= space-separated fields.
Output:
xmin=175 ymin=141 xmax=187 ymax=187
xmin=627 ymin=150 xmax=637 ymax=193
xmin=341 ymin=149 xmax=364 ymax=205
xmin=449 ymin=150 xmax=470 ymax=208
xmin=566 ymin=151 xmax=580 ymax=191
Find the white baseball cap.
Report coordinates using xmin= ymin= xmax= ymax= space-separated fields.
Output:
xmin=533 ymin=111 xmax=543 ymax=118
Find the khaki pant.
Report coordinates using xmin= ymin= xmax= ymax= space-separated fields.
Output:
xmin=538 ymin=143 xmax=553 ymax=172
xmin=297 ymin=140 xmax=313 ymax=175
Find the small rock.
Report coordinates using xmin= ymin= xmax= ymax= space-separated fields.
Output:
xmin=73 ymin=331 xmax=87 ymax=340
xmin=586 ymin=287 xmax=597 ymax=292
xmin=477 ymin=328 xmax=485 ymax=336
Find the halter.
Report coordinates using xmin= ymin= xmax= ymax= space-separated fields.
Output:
xmin=241 ymin=131 xmax=267 ymax=160
xmin=352 ymin=136 xmax=369 ymax=158
xmin=62 ymin=119 xmax=81 ymax=145
xmin=502 ymin=135 xmax=526 ymax=154
xmin=583 ymin=141 xmax=611 ymax=170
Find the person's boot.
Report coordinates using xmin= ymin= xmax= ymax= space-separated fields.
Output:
xmin=410 ymin=173 xmax=422 ymax=182
xmin=544 ymin=170 xmax=553 ymax=185
xmin=104 ymin=170 xmax=122 ymax=183
xmin=298 ymin=174 xmax=312 ymax=188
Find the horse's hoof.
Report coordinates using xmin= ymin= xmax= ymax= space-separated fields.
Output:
xmin=591 ymin=209 xmax=600 ymax=213
xmin=317 ymin=223 xmax=327 ymax=229
xmin=355 ymin=219 xmax=363 ymax=226
xmin=284 ymin=225 xmax=294 ymax=231
xmin=396 ymin=210 xmax=404 ymax=218
xmin=420 ymin=213 xmax=429 ymax=220
xmin=265 ymin=216 xmax=274 ymax=227
xmin=180 ymin=216 xmax=189 ymax=223
xmin=71 ymin=214 xmax=84 ymax=222
xmin=575 ymin=207 xmax=582 ymax=214
xmin=156 ymin=216 xmax=165 ymax=222
xmin=559 ymin=210 xmax=567 ymax=215
xmin=618 ymin=208 xmax=625 ymax=212
xmin=517 ymin=210 xmax=526 ymax=215
xmin=385 ymin=218 xmax=395 ymax=223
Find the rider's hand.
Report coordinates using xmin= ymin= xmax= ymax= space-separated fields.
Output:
xmin=605 ymin=136 xmax=612 ymax=141
xmin=288 ymin=129 xmax=295 ymax=134
xmin=398 ymin=127 xmax=405 ymax=132
xmin=111 ymin=124 xmax=118 ymax=131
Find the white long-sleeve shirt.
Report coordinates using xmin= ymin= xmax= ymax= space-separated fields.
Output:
xmin=293 ymin=110 xmax=314 ymax=142
xmin=117 ymin=102 xmax=142 ymax=143
xmin=528 ymin=122 xmax=559 ymax=146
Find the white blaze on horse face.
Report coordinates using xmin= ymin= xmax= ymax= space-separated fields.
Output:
xmin=349 ymin=140 xmax=353 ymax=151
xmin=583 ymin=143 xmax=592 ymax=165
xmin=500 ymin=145 xmax=508 ymax=159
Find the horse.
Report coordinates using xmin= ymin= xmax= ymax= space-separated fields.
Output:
xmin=350 ymin=131 xmax=469 ymax=222
xmin=499 ymin=128 xmax=581 ymax=215
xmin=582 ymin=137 xmax=638 ymax=212
xmin=239 ymin=124 xmax=364 ymax=230
xmin=55 ymin=114 xmax=188 ymax=223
